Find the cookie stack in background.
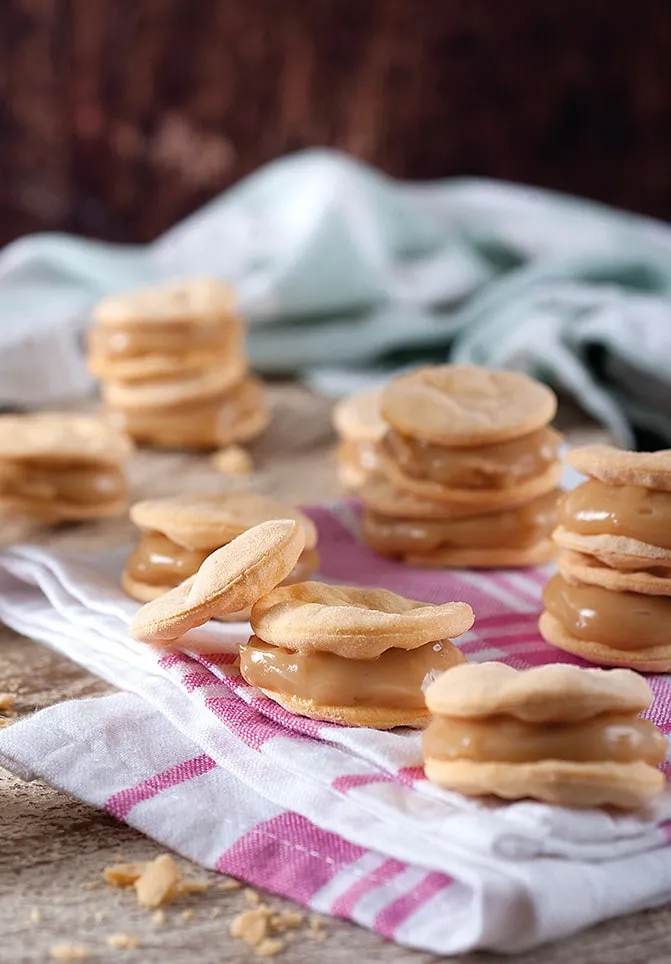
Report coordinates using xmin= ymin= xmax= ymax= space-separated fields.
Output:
xmin=540 ymin=445 xmax=671 ymax=671
xmin=360 ymin=365 xmax=563 ymax=568
xmin=0 ymin=413 xmax=132 ymax=541
xmin=88 ymin=279 xmax=268 ymax=451
xmin=332 ymin=388 xmax=385 ymax=492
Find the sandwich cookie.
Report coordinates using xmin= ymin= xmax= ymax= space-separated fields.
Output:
xmin=0 ymin=413 xmax=132 ymax=527
xmin=423 ymin=662 xmax=665 ymax=808
xmin=360 ymin=364 xmax=562 ymax=568
xmin=130 ymin=519 xmax=305 ymax=645
xmin=244 ymin=583 xmax=473 ymax=729
xmin=332 ymin=388 xmax=386 ymax=491
xmin=542 ymin=445 xmax=671 ymax=670
xmin=123 ymin=491 xmax=319 ymax=616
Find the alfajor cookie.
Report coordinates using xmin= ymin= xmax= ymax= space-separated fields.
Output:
xmin=359 ymin=364 xmax=562 ymax=569
xmin=244 ymin=583 xmax=473 ymax=728
xmin=332 ymin=388 xmax=386 ymax=491
xmin=123 ymin=491 xmax=319 ymax=613
xmin=542 ymin=444 xmax=671 ymax=669
xmin=130 ymin=519 xmax=305 ymax=644
xmin=423 ymin=662 xmax=665 ymax=808
xmin=0 ymin=413 xmax=132 ymax=526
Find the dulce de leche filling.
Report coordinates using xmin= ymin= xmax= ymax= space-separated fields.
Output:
xmin=240 ymin=636 xmax=462 ymax=709
xmin=363 ymin=490 xmax=558 ymax=553
xmin=543 ymin=574 xmax=671 ymax=650
xmin=88 ymin=321 xmax=235 ymax=360
xmin=0 ymin=460 xmax=125 ymax=506
xmin=422 ymin=712 xmax=666 ymax=765
xmin=383 ymin=427 xmax=561 ymax=489
xmin=126 ymin=530 xmax=318 ymax=590
xmin=559 ymin=480 xmax=671 ymax=549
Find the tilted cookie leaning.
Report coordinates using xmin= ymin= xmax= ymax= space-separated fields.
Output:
xmin=422 ymin=662 xmax=666 ymax=808
xmin=332 ymin=388 xmax=386 ymax=492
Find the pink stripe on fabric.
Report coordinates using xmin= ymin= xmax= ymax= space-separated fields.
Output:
xmin=157 ymin=651 xmax=192 ymax=671
xmin=398 ymin=766 xmax=425 ymax=784
xmin=374 ymin=871 xmax=452 ymax=939
xmin=332 ymin=773 xmax=394 ymax=794
xmin=331 ymin=858 xmax=406 ymax=918
xmin=216 ymin=812 xmax=366 ymax=904
xmin=105 ymin=753 xmax=216 ymax=820
xmin=181 ymin=671 xmax=222 ymax=693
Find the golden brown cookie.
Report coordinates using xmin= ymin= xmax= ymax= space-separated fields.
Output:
xmin=539 ymin=611 xmax=671 ymax=672
xmin=359 ymin=475 xmax=501 ymax=521
xmin=553 ymin=526 xmax=671 ymax=570
xmin=250 ymin=582 xmax=474 ymax=658
xmin=558 ymin=549 xmax=671 ymax=597
xmin=380 ymin=451 xmax=563 ymax=508
xmin=252 ymin=691 xmax=432 ymax=730
xmin=130 ymin=519 xmax=305 ymax=644
xmin=102 ymin=358 xmax=248 ymax=410
xmin=381 ymin=365 xmax=557 ymax=446
xmin=402 ymin=540 xmax=555 ymax=569
xmin=93 ymin=278 xmax=237 ymax=328
xmin=0 ymin=413 xmax=133 ymax=465
xmin=332 ymin=388 xmax=386 ymax=443
xmin=567 ymin=444 xmax=671 ymax=492
xmin=130 ymin=491 xmax=318 ymax=551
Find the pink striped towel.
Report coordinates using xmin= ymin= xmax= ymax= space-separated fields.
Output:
xmin=0 ymin=501 xmax=670 ymax=955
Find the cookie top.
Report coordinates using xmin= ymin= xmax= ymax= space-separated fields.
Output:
xmin=130 ymin=491 xmax=318 ymax=551
xmin=380 ymin=365 xmax=557 ymax=446
xmin=424 ymin=661 xmax=652 ymax=722
xmin=103 ymin=358 xmax=247 ymax=410
xmin=130 ymin=519 xmax=305 ymax=643
xmin=567 ymin=445 xmax=671 ymax=492
xmin=0 ymin=413 xmax=133 ymax=465
xmin=94 ymin=278 xmax=236 ymax=328
xmin=332 ymin=388 xmax=387 ymax=443
xmin=250 ymin=582 xmax=474 ymax=658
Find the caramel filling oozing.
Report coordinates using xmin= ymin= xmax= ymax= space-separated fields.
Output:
xmin=543 ymin=574 xmax=671 ymax=650
xmin=0 ymin=460 xmax=125 ymax=507
xmin=384 ymin=427 xmax=561 ymax=489
xmin=422 ymin=712 xmax=666 ymax=765
xmin=363 ymin=490 xmax=558 ymax=553
xmin=126 ymin=531 xmax=318 ymax=589
xmin=88 ymin=321 xmax=236 ymax=360
xmin=558 ymin=480 xmax=671 ymax=550
xmin=240 ymin=636 xmax=463 ymax=709
xmin=337 ymin=440 xmax=380 ymax=474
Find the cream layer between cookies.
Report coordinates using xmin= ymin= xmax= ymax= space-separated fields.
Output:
xmin=558 ymin=480 xmax=671 ymax=549
xmin=240 ymin=635 xmax=462 ymax=709
xmin=0 ymin=460 xmax=125 ymax=507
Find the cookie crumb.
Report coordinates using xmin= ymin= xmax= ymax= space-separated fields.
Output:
xmin=270 ymin=910 xmax=304 ymax=933
xmin=181 ymin=909 xmax=195 ymax=921
xmin=229 ymin=906 xmax=272 ymax=946
xmin=218 ymin=878 xmax=242 ymax=891
xmin=211 ymin=445 xmax=253 ymax=476
xmin=255 ymin=937 xmax=285 ymax=957
xmin=134 ymin=854 xmax=180 ymax=909
xmin=106 ymin=934 xmax=140 ymax=950
xmin=176 ymin=880 xmax=209 ymax=895
xmin=244 ymin=887 xmax=261 ymax=905
xmin=307 ymin=915 xmax=326 ymax=940
xmin=103 ymin=862 xmax=148 ymax=888
xmin=0 ymin=692 xmax=16 ymax=712
xmin=49 ymin=945 xmax=90 ymax=961
xmin=79 ymin=881 xmax=99 ymax=891
xmin=28 ymin=908 xmax=42 ymax=925
xmin=152 ymin=910 xmax=166 ymax=926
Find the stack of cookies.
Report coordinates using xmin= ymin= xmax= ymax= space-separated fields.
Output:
xmin=123 ymin=492 xmax=320 ymax=618
xmin=0 ymin=413 xmax=132 ymax=539
xmin=360 ymin=365 xmax=563 ymax=568
xmin=540 ymin=445 xmax=671 ymax=671
xmin=130 ymin=519 xmax=474 ymax=730
xmin=332 ymin=388 xmax=385 ymax=492
xmin=422 ymin=662 xmax=665 ymax=808
xmin=88 ymin=279 xmax=268 ymax=451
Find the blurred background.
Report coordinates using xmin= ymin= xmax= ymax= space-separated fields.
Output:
xmin=2 ymin=0 xmax=670 ymax=246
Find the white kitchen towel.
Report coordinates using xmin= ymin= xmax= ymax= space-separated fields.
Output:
xmin=1 ymin=505 xmax=671 ymax=954
xmin=1 ymin=150 xmax=671 ymax=443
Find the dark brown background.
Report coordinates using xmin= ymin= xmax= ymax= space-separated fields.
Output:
xmin=1 ymin=0 xmax=670 ymax=246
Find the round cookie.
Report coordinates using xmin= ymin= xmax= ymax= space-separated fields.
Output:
xmin=332 ymin=388 xmax=386 ymax=443
xmin=380 ymin=365 xmax=557 ymax=446
xmin=103 ymin=358 xmax=247 ymax=410
xmin=130 ymin=519 xmax=305 ymax=643
xmin=381 ymin=452 xmax=563 ymax=508
xmin=0 ymin=413 xmax=133 ymax=464
xmin=359 ymin=475 xmax=504 ymax=521
xmin=94 ymin=278 xmax=237 ymax=328
xmin=424 ymin=660 xmax=652 ymax=722
xmin=250 ymin=582 xmax=474 ymax=658
xmin=539 ymin=611 xmax=671 ymax=672
xmin=130 ymin=491 xmax=318 ymax=551
xmin=403 ymin=540 xmax=555 ymax=569
xmin=567 ymin=444 xmax=671 ymax=492
xmin=253 ymin=690 xmax=432 ymax=730
xmin=558 ymin=549 xmax=671 ymax=597
xmin=423 ymin=758 xmax=664 ymax=809
xmin=552 ymin=526 xmax=671 ymax=570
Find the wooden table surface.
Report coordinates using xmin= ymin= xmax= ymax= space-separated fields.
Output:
xmin=2 ymin=384 xmax=670 ymax=964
